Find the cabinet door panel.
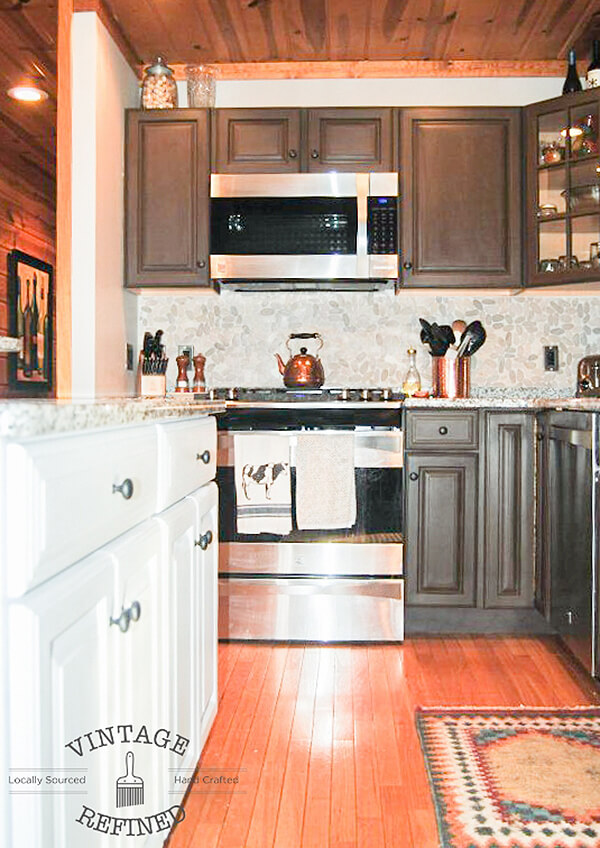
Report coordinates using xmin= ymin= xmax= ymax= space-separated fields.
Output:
xmin=484 ymin=413 xmax=535 ymax=608
xmin=126 ymin=109 xmax=210 ymax=287
xmin=213 ymin=109 xmax=301 ymax=172
xmin=307 ymin=108 xmax=394 ymax=171
xmin=7 ymin=552 xmax=114 ymax=847
xmin=155 ymin=497 xmax=201 ymax=780
xmin=188 ymin=483 xmax=218 ymax=741
xmin=401 ymin=108 xmax=522 ymax=287
xmin=405 ymin=453 xmax=477 ymax=606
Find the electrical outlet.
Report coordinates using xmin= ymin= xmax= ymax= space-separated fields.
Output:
xmin=178 ymin=344 xmax=194 ymax=366
xmin=126 ymin=343 xmax=134 ymax=371
xmin=544 ymin=345 xmax=559 ymax=371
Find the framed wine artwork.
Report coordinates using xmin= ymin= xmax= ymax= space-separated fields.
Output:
xmin=7 ymin=250 xmax=53 ymax=391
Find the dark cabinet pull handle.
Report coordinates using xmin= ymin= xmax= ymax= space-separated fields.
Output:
xmin=409 ymin=472 xmax=419 ymax=481
xmin=197 ymin=259 xmax=206 ymax=269
xmin=403 ymin=261 xmax=413 ymax=270
xmin=310 ymin=149 xmax=319 ymax=159
xmin=197 ymin=450 xmax=211 ymax=464
xmin=288 ymin=149 xmax=298 ymax=159
xmin=438 ymin=426 xmax=448 ymax=435
xmin=536 ymin=432 xmax=544 ymax=441
xmin=113 ymin=478 xmax=134 ymax=499
xmin=196 ymin=530 xmax=213 ymax=551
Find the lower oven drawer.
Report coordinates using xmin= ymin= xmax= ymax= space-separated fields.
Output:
xmin=218 ymin=576 xmax=404 ymax=642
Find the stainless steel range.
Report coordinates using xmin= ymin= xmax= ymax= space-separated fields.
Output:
xmin=214 ymin=387 xmax=404 ymax=642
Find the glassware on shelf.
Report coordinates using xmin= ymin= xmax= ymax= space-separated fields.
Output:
xmin=590 ymin=242 xmax=600 ymax=268
xmin=141 ymin=57 xmax=178 ymax=109
xmin=540 ymin=141 xmax=565 ymax=165
xmin=402 ymin=348 xmax=421 ymax=397
xmin=185 ymin=65 xmax=216 ymax=107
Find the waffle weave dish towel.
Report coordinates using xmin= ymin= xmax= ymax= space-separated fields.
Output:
xmin=234 ymin=433 xmax=292 ymax=534
xmin=295 ymin=432 xmax=356 ymax=530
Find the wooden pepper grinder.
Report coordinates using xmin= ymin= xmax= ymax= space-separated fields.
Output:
xmin=192 ymin=353 xmax=206 ymax=393
xmin=175 ymin=354 xmax=190 ymax=392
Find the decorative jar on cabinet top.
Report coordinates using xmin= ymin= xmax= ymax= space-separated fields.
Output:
xmin=141 ymin=57 xmax=178 ymax=109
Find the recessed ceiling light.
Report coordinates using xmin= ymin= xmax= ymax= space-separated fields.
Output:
xmin=7 ymin=85 xmax=49 ymax=103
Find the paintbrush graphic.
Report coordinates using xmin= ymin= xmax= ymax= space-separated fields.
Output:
xmin=116 ymin=751 xmax=144 ymax=808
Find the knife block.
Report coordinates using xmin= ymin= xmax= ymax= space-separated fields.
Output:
xmin=138 ymin=353 xmax=166 ymax=397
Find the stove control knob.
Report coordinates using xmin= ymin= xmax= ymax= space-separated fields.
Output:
xmin=340 ymin=388 xmax=349 ymax=401
xmin=382 ymin=388 xmax=391 ymax=401
xmin=228 ymin=387 xmax=238 ymax=400
xmin=361 ymin=389 xmax=370 ymax=401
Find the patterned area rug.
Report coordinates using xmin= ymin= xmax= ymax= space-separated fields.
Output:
xmin=416 ymin=708 xmax=600 ymax=848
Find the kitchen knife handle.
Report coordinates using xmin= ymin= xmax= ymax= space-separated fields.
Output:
xmin=409 ymin=472 xmax=419 ymax=481
xmin=196 ymin=530 xmax=213 ymax=551
xmin=113 ymin=478 xmax=134 ymax=499
xmin=197 ymin=450 xmax=211 ymax=464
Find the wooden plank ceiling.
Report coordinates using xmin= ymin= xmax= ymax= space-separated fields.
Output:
xmin=0 ymin=0 xmax=56 ymax=195
xmin=101 ymin=0 xmax=600 ymax=69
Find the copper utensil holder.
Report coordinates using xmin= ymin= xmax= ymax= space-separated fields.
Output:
xmin=432 ymin=356 xmax=470 ymax=399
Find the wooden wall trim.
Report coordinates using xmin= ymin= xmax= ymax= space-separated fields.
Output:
xmin=56 ymin=0 xmax=73 ymax=398
xmin=169 ymin=60 xmax=564 ymax=82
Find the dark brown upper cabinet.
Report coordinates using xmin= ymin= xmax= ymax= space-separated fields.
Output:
xmin=212 ymin=109 xmax=302 ymax=173
xmin=305 ymin=109 xmax=394 ymax=172
xmin=524 ymin=89 xmax=600 ymax=288
xmin=213 ymin=108 xmax=394 ymax=173
xmin=399 ymin=108 xmax=523 ymax=288
xmin=125 ymin=109 xmax=211 ymax=288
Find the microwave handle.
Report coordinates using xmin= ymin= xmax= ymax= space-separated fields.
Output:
xmin=356 ymin=174 xmax=369 ymax=277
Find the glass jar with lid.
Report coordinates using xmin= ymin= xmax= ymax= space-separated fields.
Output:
xmin=141 ymin=57 xmax=178 ymax=109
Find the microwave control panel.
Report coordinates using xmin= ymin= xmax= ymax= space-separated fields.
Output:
xmin=367 ymin=197 xmax=398 ymax=255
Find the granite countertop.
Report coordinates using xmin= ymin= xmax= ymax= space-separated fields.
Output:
xmin=0 ymin=397 xmax=225 ymax=440
xmin=403 ymin=387 xmax=600 ymax=411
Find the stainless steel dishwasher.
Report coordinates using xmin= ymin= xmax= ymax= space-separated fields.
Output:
xmin=545 ymin=410 xmax=598 ymax=677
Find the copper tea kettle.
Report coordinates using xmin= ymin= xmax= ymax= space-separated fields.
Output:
xmin=274 ymin=333 xmax=325 ymax=388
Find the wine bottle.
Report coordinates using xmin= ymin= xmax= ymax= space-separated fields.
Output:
xmin=587 ymin=39 xmax=600 ymax=88
xmin=22 ymin=279 xmax=32 ymax=377
xmin=563 ymin=48 xmax=583 ymax=94
xmin=16 ymin=273 xmax=24 ymax=369
xmin=31 ymin=272 xmax=39 ymax=373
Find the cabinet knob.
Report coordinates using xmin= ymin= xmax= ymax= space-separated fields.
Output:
xmin=438 ymin=426 xmax=448 ymax=435
xmin=197 ymin=449 xmax=211 ymax=464
xmin=112 ymin=478 xmax=134 ymax=499
xmin=310 ymin=149 xmax=319 ymax=159
xmin=196 ymin=529 xmax=213 ymax=551
xmin=288 ymin=149 xmax=298 ymax=159
xmin=110 ymin=601 xmax=141 ymax=633
xmin=403 ymin=261 xmax=413 ymax=270
xmin=197 ymin=259 xmax=206 ymax=269
xmin=536 ymin=431 xmax=544 ymax=441
xmin=409 ymin=472 xmax=419 ymax=481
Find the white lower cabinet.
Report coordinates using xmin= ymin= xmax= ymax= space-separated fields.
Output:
xmin=7 ymin=481 xmax=219 ymax=848
xmin=7 ymin=550 xmax=115 ymax=848
xmin=188 ymin=484 xmax=219 ymax=742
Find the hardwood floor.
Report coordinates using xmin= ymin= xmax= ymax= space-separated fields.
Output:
xmin=169 ymin=638 xmax=600 ymax=848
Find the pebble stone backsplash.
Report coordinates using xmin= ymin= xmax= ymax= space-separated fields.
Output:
xmin=138 ymin=291 xmax=599 ymax=394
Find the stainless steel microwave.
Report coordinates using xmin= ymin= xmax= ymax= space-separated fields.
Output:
xmin=209 ymin=173 xmax=399 ymax=291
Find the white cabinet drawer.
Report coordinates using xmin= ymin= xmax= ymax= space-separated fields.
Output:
xmin=5 ymin=425 xmax=158 ymax=596
xmin=156 ymin=416 xmax=216 ymax=511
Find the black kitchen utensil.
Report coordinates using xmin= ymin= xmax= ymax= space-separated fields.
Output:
xmin=456 ymin=321 xmax=486 ymax=357
xmin=419 ymin=318 xmax=451 ymax=356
